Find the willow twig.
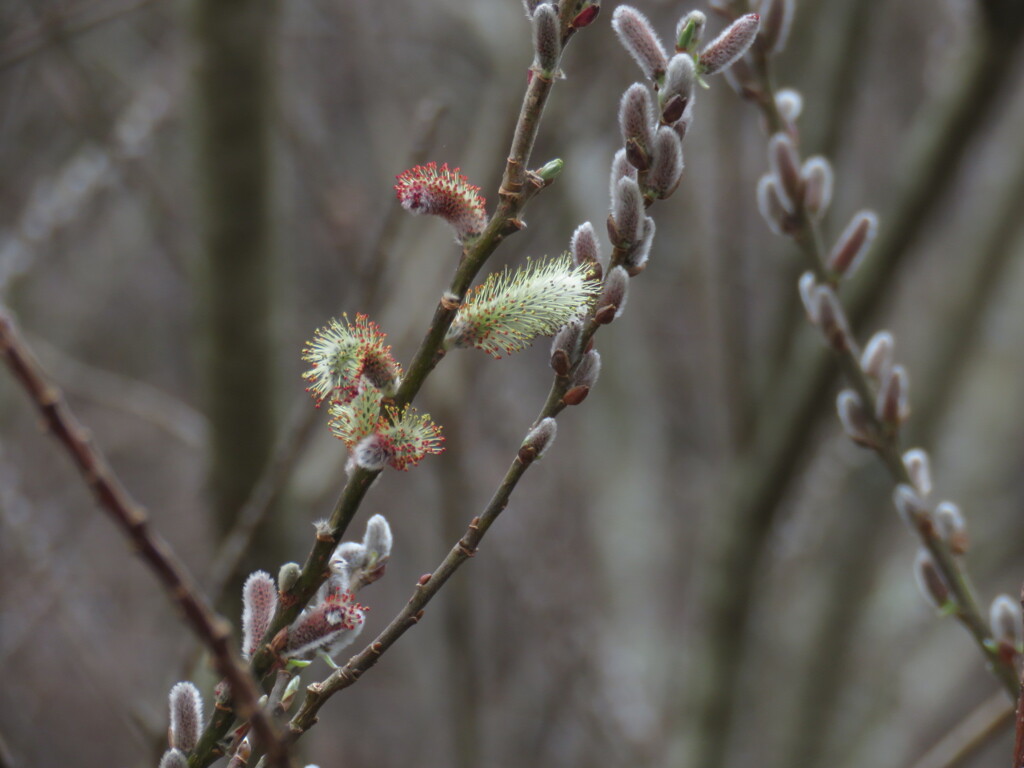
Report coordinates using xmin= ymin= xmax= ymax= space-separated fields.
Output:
xmin=0 ymin=306 xmax=289 ymax=768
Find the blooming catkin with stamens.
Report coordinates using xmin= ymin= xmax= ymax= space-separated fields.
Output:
xmin=302 ymin=314 xmax=401 ymax=405
xmin=286 ymin=588 xmax=367 ymax=659
xmin=394 ymin=162 xmax=487 ymax=241
xmin=168 ymin=682 xmax=203 ymax=752
xmin=241 ymin=570 xmax=277 ymax=660
xmin=612 ymin=6 xmax=669 ymax=81
xmin=445 ymin=255 xmax=599 ymax=358
xmin=330 ymin=392 xmax=444 ymax=471
xmin=698 ymin=14 xmax=760 ymax=75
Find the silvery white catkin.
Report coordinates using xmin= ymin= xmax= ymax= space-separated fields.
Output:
xmin=612 ymin=6 xmax=669 ymax=80
xmin=914 ymin=549 xmax=950 ymax=609
xmin=619 ymin=84 xmax=657 ymax=163
xmin=801 ymin=157 xmax=833 ymax=218
xmin=876 ymin=364 xmax=910 ymax=426
xmin=168 ymin=682 xmax=204 ymax=753
xmin=775 ymin=88 xmax=803 ymax=123
xmin=934 ymin=501 xmax=968 ymax=554
xmin=647 ymin=127 xmax=684 ymax=198
xmin=697 ymin=13 xmax=760 ymax=75
xmin=768 ymin=132 xmax=803 ymax=211
xmin=570 ymin=222 xmax=602 ymax=268
xmin=600 ymin=266 xmax=630 ymax=319
xmin=894 ymin=483 xmax=929 ymax=530
xmin=902 ymin=448 xmax=932 ymax=498
xmin=837 ymin=389 xmax=872 ymax=445
xmin=860 ymin=331 xmax=895 ymax=380
xmin=828 ymin=211 xmax=879 ymax=277
xmin=989 ymin=594 xmax=1023 ymax=648
xmin=612 ymin=176 xmax=644 ymax=246
xmin=798 ymin=272 xmax=819 ymax=323
xmin=532 ymin=3 xmax=560 ymax=74
xmin=758 ymin=175 xmax=791 ymax=234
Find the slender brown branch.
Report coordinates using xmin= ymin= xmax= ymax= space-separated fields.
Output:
xmin=907 ymin=692 xmax=1013 ymax=768
xmin=0 ymin=306 xmax=289 ymax=767
xmin=187 ymin=18 xmax=590 ymax=768
xmin=1015 ymin=583 xmax=1024 ymax=768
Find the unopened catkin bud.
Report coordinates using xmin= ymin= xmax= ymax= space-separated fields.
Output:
xmin=551 ymin=318 xmax=582 ymax=374
xmin=619 ymin=84 xmax=657 ymax=168
xmin=914 ymin=549 xmax=951 ymax=609
xmin=675 ymin=11 xmax=705 ymax=53
xmin=860 ymin=330 xmax=895 ymax=381
xmin=775 ymin=88 xmax=803 ymax=123
xmin=894 ymin=483 xmax=930 ymax=531
xmin=813 ymin=285 xmax=853 ymax=351
xmin=597 ymin=266 xmax=629 ymax=322
xmin=612 ymin=6 xmax=669 ymax=80
xmin=571 ymin=3 xmax=601 ymax=29
xmin=758 ymin=0 xmax=794 ymax=55
xmin=902 ymin=448 xmax=932 ymax=498
xmin=661 ymin=54 xmax=696 ymax=123
xmin=227 ymin=738 xmax=252 ymax=768
xmin=827 ymin=211 xmax=878 ymax=278
xmin=837 ymin=389 xmax=873 ymax=447
xmin=623 ymin=216 xmax=655 ymax=275
xmin=532 ymin=4 xmax=561 ymax=75
xmin=280 ymin=675 xmax=303 ymax=711
xmin=572 ymin=349 xmax=602 ymax=390
xmin=989 ymin=594 xmax=1022 ymax=649
xmin=363 ymin=513 xmax=393 ymax=564
xmin=160 ymin=750 xmax=189 ymax=768
xmin=571 ymin=222 xmax=602 ymax=269
xmin=647 ymin=128 xmax=684 ymax=199
xmin=611 ymin=177 xmax=643 ymax=246
xmin=278 ymin=562 xmax=301 ymax=593
xmin=535 ymin=158 xmax=564 ymax=183
xmin=876 ymin=364 xmax=910 ymax=427
xmin=757 ymin=175 xmax=791 ymax=234
xmin=698 ymin=13 xmax=760 ymax=75
xmin=801 ymin=157 xmax=833 ymax=218
xmin=934 ymin=501 xmax=969 ymax=555
xmin=609 ymin=148 xmax=636 ymax=203
xmin=798 ymin=272 xmax=819 ymax=323
xmin=520 ymin=417 xmax=558 ymax=463
xmin=168 ymin=682 xmax=203 ymax=752
xmin=768 ymin=132 xmax=803 ymax=210
xmin=242 ymin=570 xmax=278 ymax=659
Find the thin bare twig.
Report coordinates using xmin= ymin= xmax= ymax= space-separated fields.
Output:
xmin=187 ymin=16 xmax=592 ymax=767
xmin=0 ymin=307 xmax=289 ymax=768
xmin=909 ymin=692 xmax=1013 ymax=768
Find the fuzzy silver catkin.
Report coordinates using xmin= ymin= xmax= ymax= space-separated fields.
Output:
xmin=609 ymin=148 xmax=637 ymax=204
xmin=759 ymin=0 xmax=795 ymax=54
xmin=757 ymin=174 xmax=790 ymax=234
xmin=768 ymin=132 xmax=803 ymax=211
xmin=860 ymin=330 xmax=895 ymax=381
xmin=798 ymin=272 xmax=819 ymax=323
xmin=934 ymin=501 xmax=968 ymax=554
xmin=278 ymin=562 xmax=301 ymax=593
xmin=551 ymin=318 xmax=583 ymax=373
xmin=523 ymin=417 xmax=558 ymax=459
xmin=623 ymin=216 xmax=655 ymax=273
xmin=612 ymin=6 xmax=669 ymax=80
xmin=914 ymin=549 xmax=950 ymax=609
xmin=611 ymin=176 xmax=644 ymax=246
xmin=698 ymin=13 xmax=760 ymax=75
xmin=532 ymin=3 xmax=561 ymax=74
xmin=989 ymin=594 xmax=1023 ymax=649
xmin=828 ymin=211 xmax=879 ymax=277
xmin=571 ymin=222 xmax=602 ymax=268
xmin=902 ymin=448 xmax=932 ymax=498
xmin=242 ymin=570 xmax=277 ymax=660
xmin=619 ymin=84 xmax=657 ymax=166
xmin=600 ymin=266 xmax=629 ymax=319
xmin=647 ymin=127 xmax=684 ymax=199
xmin=801 ymin=157 xmax=833 ymax=218
xmin=160 ymin=750 xmax=189 ymax=768
xmin=813 ymin=285 xmax=854 ymax=351
xmin=363 ymin=514 xmax=393 ymax=563
xmin=876 ymin=364 xmax=910 ymax=426
xmin=894 ymin=483 xmax=929 ymax=531
xmin=837 ymin=389 xmax=872 ymax=445
xmin=661 ymin=54 xmax=696 ymax=122
xmin=775 ymin=88 xmax=803 ymax=123
xmin=572 ymin=349 xmax=602 ymax=389
xmin=168 ymin=682 xmax=203 ymax=753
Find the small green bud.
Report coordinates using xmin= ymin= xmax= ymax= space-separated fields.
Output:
xmin=536 ymin=158 xmax=564 ymax=183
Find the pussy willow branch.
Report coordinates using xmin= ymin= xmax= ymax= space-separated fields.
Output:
xmin=0 ymin=307 xmax=290 ymax=768
xmin=188 ymin=18 xmax=589 ymax=768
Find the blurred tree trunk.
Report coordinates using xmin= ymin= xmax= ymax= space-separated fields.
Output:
xmin=192 ymin=0 xmax=281 ymax=587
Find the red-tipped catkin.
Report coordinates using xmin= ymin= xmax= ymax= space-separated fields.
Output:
xmin=801 ymin=157 xmax=833 ymax=218
xmin=612 ymin=6 xmax=669 ymax=80
xmin=914 ymin=549 xmax=951 ymax=609
xmin=828 ymin=210 xmax=878 ymax=278
xmin=768 ymin=132 xmax=803 ymax=210
xmin=646 ymin=127 xmax=684 ymax=199
xmin=698 ymin=13 xmax=760 ymax=75
xmin=619 ymin=84 xmax=657 ymax=168
xmin=532 ymin=3 xmax=561 ymax=75
xmin=242 ymin=570 xmax=277 ymax=660
xmin=394 ymin=162 xmax=487 ymax=241
xmin=902 ymin=448 xmax=932 ymax=498
xmin=758 ymin=0 xmax=794 ymax=55
xmin=860 ymin=330 xmax=895 ymax=381
xmin=286 ymin=590 xmax=367 ymax=659
xmin=168 ymin=682 xmax=203 ymax=753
